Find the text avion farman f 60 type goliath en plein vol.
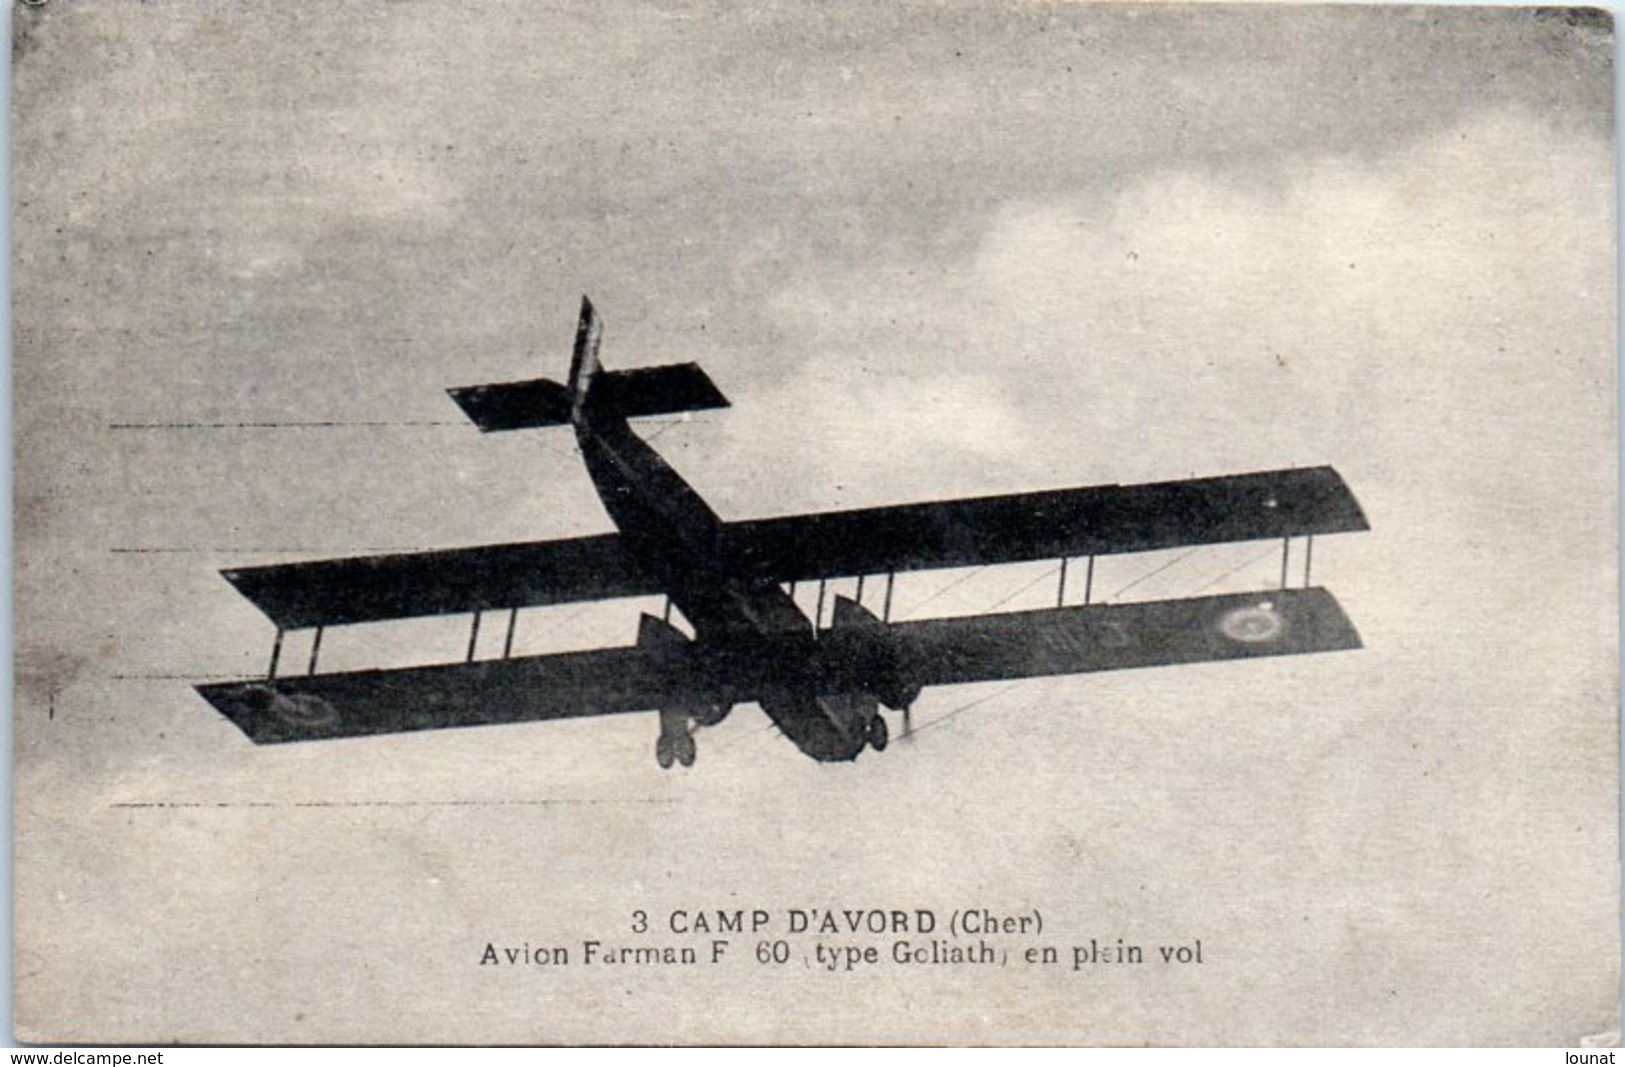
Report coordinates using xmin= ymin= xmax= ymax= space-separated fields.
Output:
xmin=198 ymin=297 xmax=1369 ymax=767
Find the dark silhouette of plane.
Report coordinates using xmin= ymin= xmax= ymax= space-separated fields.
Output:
xmin=198 ymin=297 xmax=1368 ymax=767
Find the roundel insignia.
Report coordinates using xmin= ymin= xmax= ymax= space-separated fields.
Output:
xmin=1218 ymin=601 xmax=1287 ymax=644
xmin=271 ymin=691 xmax=340 ymax=728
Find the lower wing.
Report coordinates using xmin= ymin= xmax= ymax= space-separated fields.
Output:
xmin=199 ymin=588 xmax=1358 ymax=745
xmin=889 ymin=587 xmax=1361 ymax=687
xmin=197 ymin=644 xmax=743 ymax=745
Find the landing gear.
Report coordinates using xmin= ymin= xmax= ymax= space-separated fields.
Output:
xmin=865 ymin=713 xmax=889 ymax=752
xmin=656 ymin=729 xmax=697 ymax=768
xmin=656 ymin=703 xmax=711 ymax=770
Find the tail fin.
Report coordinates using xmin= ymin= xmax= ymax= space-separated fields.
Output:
xmin=447 ymin=296 xmax=730 ymax=433
xmin=567 ymin=295 xmax=603 ymax=424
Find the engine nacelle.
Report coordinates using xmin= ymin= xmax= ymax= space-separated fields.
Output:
xmin=820 ymin=596 xmax=922 ymax=711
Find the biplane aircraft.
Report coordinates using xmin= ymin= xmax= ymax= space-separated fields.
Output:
xmin=198 ymin=298 xmax=1368 ymax=767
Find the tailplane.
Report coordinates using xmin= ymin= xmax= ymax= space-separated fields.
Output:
xmin=448 ymin=296 xmax=730 ymax=433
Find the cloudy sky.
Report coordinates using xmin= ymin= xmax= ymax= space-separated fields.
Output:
xmin=13 ymin=2 xmax=1616 ymax=1045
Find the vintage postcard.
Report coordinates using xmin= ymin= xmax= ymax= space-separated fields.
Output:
xmin=11 ymin=1 xmax=1617 ymax=1045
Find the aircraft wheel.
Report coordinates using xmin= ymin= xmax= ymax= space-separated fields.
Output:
xmin=866 ymin=713 xmax=889 ymax=752
xmin=656 ymin=734 xmax=675 ymax=770
xmin=692 ymin=703 xmax=728 ymax=727
xmin=674 ymin=731 xmax=697 ymax=767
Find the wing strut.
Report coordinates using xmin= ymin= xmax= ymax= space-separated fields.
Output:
xmin=267 ymin=628 xmax=284 ymax=680
xmin=308 ymin=627 xmax=324 ymax=675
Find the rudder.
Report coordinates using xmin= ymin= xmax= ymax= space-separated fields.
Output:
xmin=567 ymin=295 xmax=604 ymax=424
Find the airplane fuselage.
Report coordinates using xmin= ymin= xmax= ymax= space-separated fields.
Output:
xmin=574 ymin=409 xmax=872 ymax=761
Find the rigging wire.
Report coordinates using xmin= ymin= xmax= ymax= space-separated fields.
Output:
xmin=639 ymin=417 xmax=687 ymax=443
xmin=977 ymin=563 xmax=1062 ymax=614
xmin=1190 ymin=545 xmax=1278 ymax=595
xmin=530 ymin=435 xmax=580 ymax=463
xmin=892 ymin=565 xmax=988 ymax=621
xmin=907 ymin=683 xmax=1024 ymax=738
xmin=1101 ymin=545 xmax=1201 ymax=602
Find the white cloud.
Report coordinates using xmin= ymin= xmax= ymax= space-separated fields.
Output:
xmin=971 ymin=107 xmax=1614 ymax=514
xmin=728 ymin=106 xmax=1614 ymax=684
xmin=752 ymin=108 xmax=1611 ymax=491
xmin=704 ymin=355 xmax=1034 ymax=517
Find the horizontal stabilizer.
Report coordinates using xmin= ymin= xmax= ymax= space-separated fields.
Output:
xmin=583 ymin=364 xmax=729 ymax=420
xmin=448 ymin=364 xmax=728 ymax=433
xmin=446 ymin=378 xmax=574 ymax=432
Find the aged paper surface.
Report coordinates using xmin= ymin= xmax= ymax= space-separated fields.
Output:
xmin=12 ymin=1 xmax=1618 ymax=1046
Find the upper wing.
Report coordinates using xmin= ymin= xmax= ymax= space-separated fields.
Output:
xmin=886 ymin=587 xmax=1362 ymax=688
xmin=222 ymin=534 xmax=662 ymax=631
xmin=222 ymin=466 xmax=1363 ymax=631
xmin=197 ymin=640 xmax=746 ymax=744
xmin=724 ymin=466 xmax=1366 ymax=583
